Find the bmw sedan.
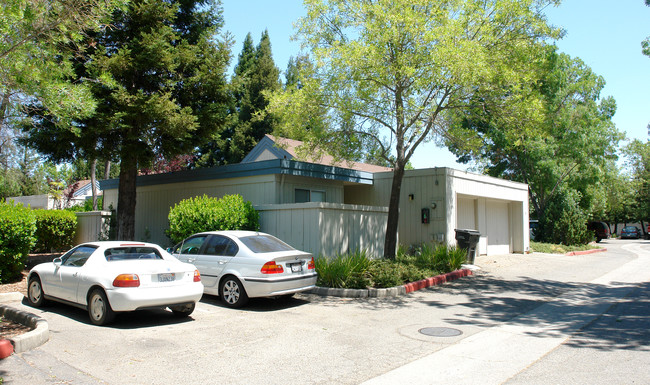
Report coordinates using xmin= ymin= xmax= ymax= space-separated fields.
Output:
xmin=27 ymin=242 xmax=204 ymax=325
xmin=169 ymin=231 xmax=317 ymax=308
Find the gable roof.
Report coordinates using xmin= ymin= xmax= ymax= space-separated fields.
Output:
xmin=242 ymin=135 xmax=393 ymax=173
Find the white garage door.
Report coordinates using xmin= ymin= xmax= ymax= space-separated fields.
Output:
xmin=457 ymin=197 xmax=476 ymax=230
xmin=486 ymin=200 xmax=511 ymax=255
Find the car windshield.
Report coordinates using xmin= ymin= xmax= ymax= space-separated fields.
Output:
xmin=623 ymin=227 xmax=636 ymax=231
xmin=104 ymin=247 xmax=163 ymax=261
xmin=239 ymin=235 xmax=295 ymax=253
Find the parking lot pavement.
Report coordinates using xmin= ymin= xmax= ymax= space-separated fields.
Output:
xmin=1 ymin=240 xmax=646 ymax=385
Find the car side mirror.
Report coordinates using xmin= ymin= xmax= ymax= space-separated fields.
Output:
xmin=166 ymin=247 xmax=174 ymax=253
xmin=53 ymin=257 xmax=62 ymax=266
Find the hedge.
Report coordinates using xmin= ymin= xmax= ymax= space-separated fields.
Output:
xmin=167 ymin=194 xmax=259 ymax=244
xmin=0 ymin=202 xmax=37 ymax=283
xmin=33 ymin=209 xmax=77 ymax=253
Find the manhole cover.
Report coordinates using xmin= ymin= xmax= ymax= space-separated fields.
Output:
xmin=418 ymin=327 xmax=462 ymax=337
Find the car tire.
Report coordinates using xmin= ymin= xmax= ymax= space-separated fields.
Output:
xmin=219 ymin=276 xmax=248 ymax=308
xmin=170 ymin=303 xmax=195 ymax=317
xmin=87 ymin=288 xmax=115 ymax=326
xmin=27 ymin=276 xmax=47 ymax=307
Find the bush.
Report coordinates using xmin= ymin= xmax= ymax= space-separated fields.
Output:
xmin=315 ymin=251 xmax=372 ymax=289
xmin=32 ymin=209 xmax=77 ymax=253
xmin=315 ymin=244 xmax=467 ymax=289
xmin=167 ymin=194 xmax=260 ymax=244
xmin=538 ymin=189 xmax=593 ymax=245
xmin=0 ymin=202 xmax=37 ymax=283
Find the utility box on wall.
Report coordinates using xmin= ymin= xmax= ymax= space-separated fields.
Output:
xmin=421 ymin=208 xmax=430 ymax=224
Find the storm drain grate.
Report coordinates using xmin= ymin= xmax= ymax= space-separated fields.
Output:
xmin=418 ymin=327 xmax=462 ymax=337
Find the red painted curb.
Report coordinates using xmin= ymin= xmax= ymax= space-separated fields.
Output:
xmin=0 ymin=339 xmax=13 ymax=359
xmin=403 ymin=269 xmax=473 ymax=294
xmin=566 ymin=248 xmax=607 ymax=256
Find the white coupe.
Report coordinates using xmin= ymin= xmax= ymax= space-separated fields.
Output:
xmin=169 ymin=231 xmax=318 ymax=308
xmin=27 ymin=241 xmax=204 ymax=325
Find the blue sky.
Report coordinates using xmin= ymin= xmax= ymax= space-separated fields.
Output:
xmin=222 ymin=0 xmax=650 ymax=170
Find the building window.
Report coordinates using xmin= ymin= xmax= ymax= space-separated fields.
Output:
xmin=295 ymin=189 xmax=326 ymax=203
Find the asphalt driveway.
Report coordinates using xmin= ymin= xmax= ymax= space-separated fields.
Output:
xmin=1 ymin=239 xmax=648 ymax=385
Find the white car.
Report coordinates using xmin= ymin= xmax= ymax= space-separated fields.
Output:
xmin=169 ymin=231 xmax=317 ymax=308
xmin=27 ymin=241 xmax=204 ymax=325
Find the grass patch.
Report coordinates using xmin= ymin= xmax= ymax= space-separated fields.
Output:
xmin=316 ymin=244 xmax=467 ymax=289
xmin=529 ymin=241 xmax=602 ymax=254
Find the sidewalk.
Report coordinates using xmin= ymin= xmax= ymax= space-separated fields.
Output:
xmin=362 ymin=243 xmax=650 ymax=385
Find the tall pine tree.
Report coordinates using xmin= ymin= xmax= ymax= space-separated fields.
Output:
xmin=21 ymin=0 xmax=231 ymax=240
xmin=197 ymin=30 xmax=280 ymax=165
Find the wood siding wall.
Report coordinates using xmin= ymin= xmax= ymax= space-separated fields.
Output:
xmin=74 ymin=211 xmax=112 ymax=244
xmin=256 ymin=203 xmax=388 ymax=258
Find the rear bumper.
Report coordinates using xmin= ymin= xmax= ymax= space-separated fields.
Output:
xmin=242 ymin=272 xmax=318 ymax=298
xmin=106 ymin=283 xmax=204 ymax=312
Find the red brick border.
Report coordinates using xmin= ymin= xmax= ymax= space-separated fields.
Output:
xmin=403 ymin=269 xmax=473 ymax=294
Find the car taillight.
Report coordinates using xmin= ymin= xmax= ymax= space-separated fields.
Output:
xmin=261 ymin=261 xmax=284 ymax=274
xmin=113 ymin=274 xmax=140 ymax=287
xmin=307 ymin=257 xmax=315 ymax=270
xmin=193 ymin=269 xmax=201 ymax=282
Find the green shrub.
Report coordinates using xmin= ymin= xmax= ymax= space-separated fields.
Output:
xmin=167 ymin=194 xmax=260 ymax=244
xmin=316 ymin=244 xmax=468 ymax=289
xmin=314 ymin=251 xmax=372 ymax=289
xmin=0 ymin=202 xmax=37 ymax=283
xmin=32 ymin=209 xmax=77 ymax=253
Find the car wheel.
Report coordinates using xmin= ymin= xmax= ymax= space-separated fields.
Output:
xmin=88 ymin=288 xmax=115 ymax=326
xmin=220 ymin=276 xmax=248 ymax=308
xmin=27 ymin=276 xmax=47 ymax=307
xmin=170 ymin=303 xmax=195 ymax=317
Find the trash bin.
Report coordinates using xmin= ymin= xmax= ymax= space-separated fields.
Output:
xmin=455 ymin=229 xmax=481 ymax=264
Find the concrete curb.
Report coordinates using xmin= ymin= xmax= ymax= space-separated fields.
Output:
xmin=566 ymin=248 xmax=607 ymax=256
xmin=0 ymin=300 xmax=49 ymax=353
xmin=311 ymin=269 xmax=473 ymax=298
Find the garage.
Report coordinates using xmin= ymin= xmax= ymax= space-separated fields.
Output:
xmin=456 ymin=195 xmax=515 ymax=256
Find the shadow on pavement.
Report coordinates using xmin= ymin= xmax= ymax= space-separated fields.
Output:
xmin=422 ymin=273 xmax=650 ymax=352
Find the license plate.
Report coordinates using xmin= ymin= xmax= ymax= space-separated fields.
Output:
xmin=158 ymin=273 xmax=175 ymax=282
xmin=290 ymin=263 xmax=302 ymax=273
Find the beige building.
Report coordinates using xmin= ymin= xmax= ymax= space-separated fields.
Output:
xmin=101 ymin=136 xmax=529 ymax=257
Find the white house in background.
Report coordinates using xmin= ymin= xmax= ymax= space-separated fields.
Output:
xmin=7 ymin=179 xmax=102 ymax=209
xmin=100 ymin=135 xmax=530 ymax=257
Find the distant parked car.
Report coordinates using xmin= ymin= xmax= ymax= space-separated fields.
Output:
xmin=169 ymin=231 xmax=318 ymax=308
xmin=620 ymin=226 xmax=641 ymax=239
xmin=587 ymin=221 xmax=609 ymax=243
xmin=529 ymin=219 xmax=539 ymax=241
xmin=27 ymin=242 xmax=203 ymax=325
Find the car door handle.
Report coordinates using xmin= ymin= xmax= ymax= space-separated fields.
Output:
xmin=73 ymin=272 xmax=78 ymax=277
xmin=187 ymin=258 xmax=196 ymax=263
xmin=218 ymin=260 xmax=226 ymax=265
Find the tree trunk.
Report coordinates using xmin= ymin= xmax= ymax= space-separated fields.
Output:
xmin=90 ymin=158 xmax=98 ymax=210
xmin=116 ymin=160 xmax=137 ymax=240
xmin=104 ymin=160 xmax=111 ymax=180
xmin=383 ymin=163 xmax=406 ymax=259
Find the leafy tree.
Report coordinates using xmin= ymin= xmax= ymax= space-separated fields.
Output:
xmin=446 ymin=47 xmax=623 ymax=243
xmin=625 ymin=139 xmax=650 ymax=233
xmin=269 ymin=0 xmax=560 ymax=258
xmin=0 ymin=0 xmax=125 ymax=125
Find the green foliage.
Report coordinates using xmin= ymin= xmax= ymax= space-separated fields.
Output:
xmin=314 ymin=251 xmax=372 ymax=289
xmin=32 ymin=209 xmax=77 ymax=253
xmin=66 ymin=197 xmax=104 ymax=213
xmin=270 ymin=0 xmax=560 ymax=258
xmin=0 ymin=202 xmax=36 ymax=283
xmin=529 ymin=241 xmax=600 ymax=254
xmin=537 ymin=189 xmax=593 ymax=246
xmin=167 ymin=194 xmax=259 ymax=244
xmin=446 ymin=47 xmax=624 ymax=245
xmin=197 ymin=30 xmax=281 ymax=166
xmin=315 ymin=244 xmax=466 ymax=289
